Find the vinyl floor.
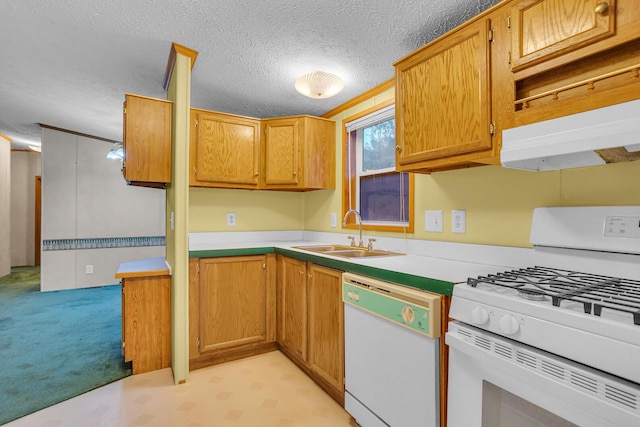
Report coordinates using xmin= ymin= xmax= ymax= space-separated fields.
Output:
xmin=5 ymin=351 xmax=356 ymax=427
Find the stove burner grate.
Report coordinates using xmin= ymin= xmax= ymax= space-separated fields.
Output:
xmin=468 ymin=266 xmax=640 ymax=325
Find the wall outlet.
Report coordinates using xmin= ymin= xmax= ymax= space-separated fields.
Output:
xmin=452 ymin=209 xmax=466 ymax=233
xmin=85 ymin=265 xmax=94 ymax=275
xmin=425 ymin=210 xmax=443 ymax=232
xmin=330 ymin=212 xmax=337 ymax=228
xmin=226 ymin=212 xmax=237 ymax=227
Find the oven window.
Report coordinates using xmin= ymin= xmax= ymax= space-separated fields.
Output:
xmin=482 ymin=381 xmax=578 ymax=427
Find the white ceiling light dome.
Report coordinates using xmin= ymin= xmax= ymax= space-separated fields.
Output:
xmin=295 ymin=71 xmax=344 ymax=99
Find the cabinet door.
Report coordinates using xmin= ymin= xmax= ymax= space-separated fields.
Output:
xmin=198 ymin=256 xmax=270 ymax=352
xmin=192 ymin=111 xmax=260 ymax=188
xmin=263 ymin=117 xmax=300 ymax=187
xmin=122 ymin=276 xmax=171 ymax=374
xmin=122 ymin=94 xmax=172 ymax=186
xmin=278 ymin=256 xmax=308 ymax=361
xmin=307 ymin=264 xmax=344 ymax=393
xmin=511 ymin=0 xmax=616 ymax=71
xmin=395 ymin=19 xmax=492 ymax=171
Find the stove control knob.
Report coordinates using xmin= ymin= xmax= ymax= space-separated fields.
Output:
xmin=499 ymin=315 xmax=520 ymax=335
xmin=471 ymin=306 xmax=490 ymax=325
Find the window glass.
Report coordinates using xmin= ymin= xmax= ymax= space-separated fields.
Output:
xmin=343 ymin=102 xmax=413 ymax=232
xmin=362 ymin=119 xmax=395 ymax=171
xmin=360 ymin=173 xmax=409 ymax=223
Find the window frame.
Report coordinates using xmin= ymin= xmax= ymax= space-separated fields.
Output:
xmin=342 ymin=99 xmax=414 ymax=233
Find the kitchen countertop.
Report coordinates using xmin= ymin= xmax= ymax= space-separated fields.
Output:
xmin=115 ymin=256 xmax=171 ymax=279
xmin=189 ymin=236 xmax=521 ymax=296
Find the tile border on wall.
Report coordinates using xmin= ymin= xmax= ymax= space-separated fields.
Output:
xmin=43 ymin=236 xmax=166 ymax=251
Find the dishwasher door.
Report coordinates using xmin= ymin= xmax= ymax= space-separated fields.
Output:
xmin=343 ymin=273 xmax=441 ymax=427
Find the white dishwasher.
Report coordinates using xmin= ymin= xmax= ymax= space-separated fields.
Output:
xmin=342 ymin=272 xmax=441 ymax=427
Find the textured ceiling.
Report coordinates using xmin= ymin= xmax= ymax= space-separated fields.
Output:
xmin=1 ymin=0 xmax=500 ymax=150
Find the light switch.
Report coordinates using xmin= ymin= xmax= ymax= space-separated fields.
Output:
xmin=425 ymin=210 xmax=443 ymax=232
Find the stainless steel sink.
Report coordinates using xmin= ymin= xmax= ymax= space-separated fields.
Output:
xmin=292 ymin=245 xmax=404 ymax=259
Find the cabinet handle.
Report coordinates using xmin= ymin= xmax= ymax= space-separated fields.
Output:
xmin=299 ymin=271 xmax=304 ymax=276
xmin=293 ymin=171 xmax=297 ymax=176
xmin=395 ymin=145 xmax=402 ymax=152
xmin=594 ymin=2 xmax=608 ymax=14
xmin=308 ymin=274 xmax=313 ymax=279
xmin=254 ymin=172 xmax=259 ymax=177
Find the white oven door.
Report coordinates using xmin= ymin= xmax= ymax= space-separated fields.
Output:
xmin=446 ymin=321 xmax=640 ymax=427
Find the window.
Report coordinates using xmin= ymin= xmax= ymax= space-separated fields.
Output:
xmin=343 ymin=101 xmax=413 ymax=233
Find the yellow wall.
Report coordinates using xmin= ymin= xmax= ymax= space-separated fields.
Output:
xmin=189 ymin=188 xmax=305 ymax=231
xmin=189 ymin=86 xmax=640 ymax=249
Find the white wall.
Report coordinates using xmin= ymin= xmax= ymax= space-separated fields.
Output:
xmin=0 ymin=135 xmax=10 ymax=278
xmin=10 ymin=151 xmax=41 ymax=266
xmin=41 ymin=128 xmax=166 ymax=291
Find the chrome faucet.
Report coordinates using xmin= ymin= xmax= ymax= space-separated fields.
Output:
xmin=343 ymin=209 xmax=364 ymax=247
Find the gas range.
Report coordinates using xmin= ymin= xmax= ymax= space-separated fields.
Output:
xmin=468 ymin=266 xmax=640 ymax=326
xmin=449 ymin=206 xmax=640 ymax=385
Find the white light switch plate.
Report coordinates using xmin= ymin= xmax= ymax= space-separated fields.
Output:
xmin=330 ymin=212 xmax=337 ymax=228
xmin=425 ymin=210 xmax=443 ymax=232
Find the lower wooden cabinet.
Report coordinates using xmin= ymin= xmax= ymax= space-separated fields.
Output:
xmin=121 ymin=275 xmax=171 ymax=374
xmin=189 ymin=255 xmax=277 ymax=369
xmin=276 ymin=255 xmax=344 ymax=404
xmin=188 ymin=254 xmax=344 ymax=403
xmin=277 ymin=256 xmax=308 ymax=361
xmin=307 ymin=263 xmax=345 ymax=397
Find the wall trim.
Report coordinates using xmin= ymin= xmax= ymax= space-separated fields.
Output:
xmin=39 ymin=123 xmax=118 ymax=143
xmin=163 ymin=42 xmax=199 ymax=91
xmin=322 ymin=78 xmax=394 ymax=118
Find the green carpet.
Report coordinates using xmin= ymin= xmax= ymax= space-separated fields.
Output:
xmin=0 ymin=266 xmax=132 ymax=425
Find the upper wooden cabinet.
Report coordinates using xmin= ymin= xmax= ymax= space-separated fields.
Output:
xmin=190 ymin=109 xmax=261 ymax=189
xmin=122 ymin=93 xmax=172 ymax=188
xmin=189 ymin=110 xmax=335 ymax=191
xmin=511 ymin=0 xmax=616 ymax=72
xmin=394 ymin=16 xmax=501 ymax=173
xmin=262 ymin=116 xmax=336 ymax=191
xmin=510 ymin=0 xmax=640 ymax=127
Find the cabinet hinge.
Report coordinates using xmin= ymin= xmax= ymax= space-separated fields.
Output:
xmin=193 ymin=167 xmax=197 ymax=176
xmin=196 ymin=263 xmax=199 ymax=274
xmin=122 ymin=342 xmax=126 ymax=349
xmin=488 ymin=28 xmax=494 ymax=42
xmin=489 ymin=121 xmax=496 ymax=136
xmin=123 ymin=107 xmax=126 ymax=115
xmin=194 ymin=119 xmax=198 ymax=127
xmin=507 ymin=16 xmax=511 ymax=32
xmin=196 ymin=337 xmax=200 ymax=348
xmin=507 ymin=51 xmax=511 ymax=67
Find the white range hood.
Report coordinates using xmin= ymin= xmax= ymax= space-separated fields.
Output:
xmin=501 ymin=99 xmax=640 ymax=171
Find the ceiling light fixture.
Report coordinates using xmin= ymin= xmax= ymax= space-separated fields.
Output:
xmin=295 ymin=71 xmax=344 ymax=99
xmin=106 ymin=142 xmax=124 ymax=160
